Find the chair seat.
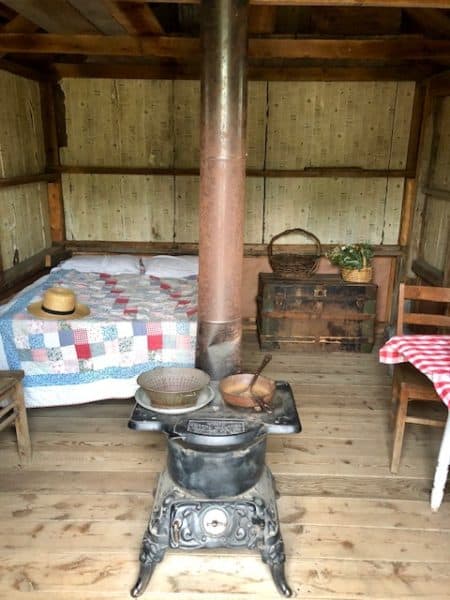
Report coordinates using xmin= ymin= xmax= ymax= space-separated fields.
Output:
xmin=395 ymin=363 xmax=441 ymax=401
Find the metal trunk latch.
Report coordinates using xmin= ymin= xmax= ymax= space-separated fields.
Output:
xmin=314 ymin=287 xmax=327 ymax=298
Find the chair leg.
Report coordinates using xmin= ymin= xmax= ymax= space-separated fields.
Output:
xmin=13 ymin=382 xmax=31 ymax=464
xmin=391 ymin=380 xmax=399 ymax=428
xmin=391 ymin=385 xmax=409 ymax=474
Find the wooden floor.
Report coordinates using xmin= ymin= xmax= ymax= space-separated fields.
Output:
xmin=1 ymin=334 xmax=449 ymax=599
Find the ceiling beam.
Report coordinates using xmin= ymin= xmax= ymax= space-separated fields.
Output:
xmin=136 ymin=0 xmax=450 ymax=7
xmin=1 ymin=34 xmax=450 ymax=61
xmin=103 ymin=0 xmax=164 ymax=35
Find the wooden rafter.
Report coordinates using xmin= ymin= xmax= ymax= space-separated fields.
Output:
xmin=1 ymin=14 xmax=39 ymax=33
xmin=1 ymin=34 xmax=450 ymax=61
xmin=0 ymin=13 xmax=39 ymax=60
xmin=103 ymin=0 xmax=164 ymax=35
xmin=66 ymin=0 xmax=127 ymax=34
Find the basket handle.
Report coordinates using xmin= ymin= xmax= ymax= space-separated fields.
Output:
xmin=268 ymin=228 xmax=322 ymax=258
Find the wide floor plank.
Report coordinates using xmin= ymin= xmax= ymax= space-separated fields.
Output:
xmin=0 ymin=333 xmax=448 ymax=598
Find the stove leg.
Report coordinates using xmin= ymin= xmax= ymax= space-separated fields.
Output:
xmin=260 ymin=529 xmax=292 ymax=597
xmin=268 ymin=562 xmax=292 ymax=597
xmin=131 ymin=535 xmax=168 ymax=597
xmin=131 ymin=562 xmax=157 ymax=598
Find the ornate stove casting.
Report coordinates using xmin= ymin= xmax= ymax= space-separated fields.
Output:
xmin=128 ymin=381 xmax=301 ymax=597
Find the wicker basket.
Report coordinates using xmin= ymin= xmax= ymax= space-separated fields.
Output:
xmin=268 ymin=228 xmax=322 ymax=279
xmin=340 ymin=266 xmax=373 ymax=283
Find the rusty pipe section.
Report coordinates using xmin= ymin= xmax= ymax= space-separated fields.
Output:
xmin=196 ymin=0 xmax=249 ymax=379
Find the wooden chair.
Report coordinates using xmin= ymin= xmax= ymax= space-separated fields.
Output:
xmin=390 ymin=283 xmax=450 ymax=473
xmin=0 ymin=370 xmax=31 ymax=463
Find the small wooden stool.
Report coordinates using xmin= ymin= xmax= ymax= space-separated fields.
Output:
xmin=0 ymin=370 xmax=31 ymax=463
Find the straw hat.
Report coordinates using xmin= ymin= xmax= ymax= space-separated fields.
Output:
xmin=27 ymin=287 xmax=90 ymax=320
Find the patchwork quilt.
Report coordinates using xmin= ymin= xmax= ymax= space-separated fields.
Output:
xmin=0 ymin=270 xmax=197 ymax=400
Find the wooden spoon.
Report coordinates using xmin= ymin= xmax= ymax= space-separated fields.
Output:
xmin=248 ymin=354 xmax=273 ymax=413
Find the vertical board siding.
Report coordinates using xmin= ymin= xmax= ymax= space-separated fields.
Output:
xmin=0 ymin=183 xmax=50 ymax=268
xmin=0 ymin=71 xmax=45 ymax=177
xmin=60 ymin=79 xmax=174 ymax=167
xmin=264 ymin=177 xmax=404 ymax=245
xmin=174 ymin=81 xmax=200 ymax=169
xmin=420 ymin=96 xmax=450 ymax=272
xmin=266 ymin=82 xmax=414 ymax=170
xmin=421 ymin=196 xmax=450 ymax=271
xmin=174 ymin=176 xmax=264 ymax=243
xmin=173 ymin=81 xmax=267 ymax=169
xmin=430 ymin=97 xmax=450 ymax=190
xmin=60 ymin=78 xmax=414 ymax=247
xmin=62 ymin=174 xmax=174 ymax=241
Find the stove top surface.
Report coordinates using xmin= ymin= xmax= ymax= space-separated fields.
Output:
xmin=128 ymin=380 xmax=301 ymax=436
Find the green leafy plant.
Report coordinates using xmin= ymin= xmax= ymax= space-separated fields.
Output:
xmin=327 ymin=243 xmax=374 ymax=270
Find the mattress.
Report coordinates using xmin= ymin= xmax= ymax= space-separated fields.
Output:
xmin=0 ymin=269 xmax=197 ymax=408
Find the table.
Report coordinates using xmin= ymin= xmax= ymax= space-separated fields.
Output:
xmin=379 ymin=335 xmax=450 ymax=510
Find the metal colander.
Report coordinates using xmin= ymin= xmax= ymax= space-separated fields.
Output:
xmin=137 ymin=367 xmax=210 ymax=408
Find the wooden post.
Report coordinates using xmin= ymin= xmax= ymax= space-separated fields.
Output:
xmin=399 ymin=178 xmax=416 ymax=247
xmin=40 ymin=81 xmax=66 ymax=245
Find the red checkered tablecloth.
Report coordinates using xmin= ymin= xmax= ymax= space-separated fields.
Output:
xmin=379 ymin=335 xmax=450 ymax=407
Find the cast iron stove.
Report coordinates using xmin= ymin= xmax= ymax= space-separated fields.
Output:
xmin=128 ymin=381 xmax=301 ymax=597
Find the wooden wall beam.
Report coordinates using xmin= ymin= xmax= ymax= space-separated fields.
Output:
xmin=51 ymin=61 xmax=436 ymax=81
xmin=47 ymin=182 xmax=65 ymax=243
xmin=0 ymin=173 xmax=58 ymax=188
xmin=65 ymin=240 xmax=404 ymax=257
xmin=58 ymin=165 xmax=415 ymax=178
xmin=399 ymin=178 xmax=416 ymax=247
xmin=0 ymin=246 xmax=69 ymax=299
xmin=0 ymin=57 xmax=49 ymax=81
xmin=406 ymin=82 xmax=426 ymax=173
xmin=1 ymin=34 xmax=450 ymax=61
xmin=40 ymin=80 xmax=66 ymax=244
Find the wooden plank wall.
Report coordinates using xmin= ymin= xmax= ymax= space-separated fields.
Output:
xmin=0 ymin=71 xmax=50 ymax=269
xmin=60 ymin=79 xmax=414 ymax=246
xmin=421 ymin=96 xmax=450 ymax=273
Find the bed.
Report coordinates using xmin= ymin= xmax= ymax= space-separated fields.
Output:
xmin=0 ymin=255 xmax=198 ymax=408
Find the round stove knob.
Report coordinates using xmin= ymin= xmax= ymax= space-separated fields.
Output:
xmin=201 ymin=507 xmax=228 ymax=536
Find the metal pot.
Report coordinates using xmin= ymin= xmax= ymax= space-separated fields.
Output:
xmin=219 ymin=373 xmax=276 ymax=410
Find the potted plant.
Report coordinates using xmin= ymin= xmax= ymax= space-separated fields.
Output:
xmin=327 ymin=243 xmax=374 ymax=283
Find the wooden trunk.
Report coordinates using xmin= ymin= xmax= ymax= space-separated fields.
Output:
xmin=257 ymin=273 xmax=377 ymax=352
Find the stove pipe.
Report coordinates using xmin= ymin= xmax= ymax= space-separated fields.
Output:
xmin=196 ymin=0 xmax=249 ymax=379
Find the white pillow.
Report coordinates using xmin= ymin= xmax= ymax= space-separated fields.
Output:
xmin=142 ymin=255 xmax=199 ymax=278
xmin=56 ymin=254 xmax=141 ymax=274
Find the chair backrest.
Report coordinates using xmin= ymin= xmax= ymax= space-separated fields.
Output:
xmin=397 ymin=283 xmax=450 ymax=335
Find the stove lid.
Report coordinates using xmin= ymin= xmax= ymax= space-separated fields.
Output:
xmin=171 ymin=417 xmax=265 ymax=447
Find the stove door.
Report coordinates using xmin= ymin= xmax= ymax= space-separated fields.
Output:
xmin=169 ymin=500 xmax=264 ymax=550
